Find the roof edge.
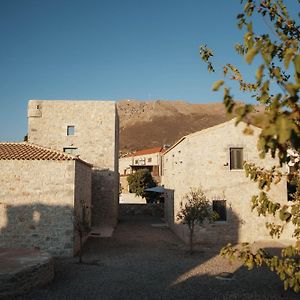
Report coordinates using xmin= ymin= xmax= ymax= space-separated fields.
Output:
xmin=0 ymin=142 xmax=93 ymax=167
xmin=163 ymin=118 xmax=260 ymax=155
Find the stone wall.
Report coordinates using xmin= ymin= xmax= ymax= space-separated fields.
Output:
xmin=162 ymin=120 xmax=294 ymax=246
xmin=0 ymin=249 xmax=54 ymax=298
xmin=119 ymin=203 xmax=164 ymax=217
xmin=28 ymin=100 xmax=119 ymax=227
xmin=119 ymin=156 xmax=133 ymax=176
xmin=0 ymin=160 xmax=76 ymax=256
xmin=120 ymin=175 xmax=129 ymax=193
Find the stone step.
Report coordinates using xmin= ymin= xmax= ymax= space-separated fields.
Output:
xmin=89 ymin=226 xmax=114 ymax=238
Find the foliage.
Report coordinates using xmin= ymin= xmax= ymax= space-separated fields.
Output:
xmin=177 ymin=188 xmax=218 ymax=254
xmin=200 ymin=0 xmax=300 ymax=292
xmin=127 ymin=169 xmax=156 ymax=200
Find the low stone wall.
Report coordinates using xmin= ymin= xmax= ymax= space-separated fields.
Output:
xmin=119 ymin=203 xmax=164 ymax=217
xmin=0 ymin=248 xmax=54 ymax=298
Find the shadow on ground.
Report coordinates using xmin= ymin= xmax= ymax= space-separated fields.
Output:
xmin=18 ymin=215 xmax=299 ymax=300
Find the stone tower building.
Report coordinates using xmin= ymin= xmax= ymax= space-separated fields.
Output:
xmin=27 ymin=100 xmax=119 ymax=227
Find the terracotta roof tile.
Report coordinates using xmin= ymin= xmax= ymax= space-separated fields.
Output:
xmin=0 ymin=142 xmax=92 ymax=166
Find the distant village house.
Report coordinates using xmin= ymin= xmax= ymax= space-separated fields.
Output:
xmin=119 ymin=146 xmax=166 ymax=193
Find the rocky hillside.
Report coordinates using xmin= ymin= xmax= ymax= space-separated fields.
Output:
xmin=118 ymin=100 xmax=232 ymax=152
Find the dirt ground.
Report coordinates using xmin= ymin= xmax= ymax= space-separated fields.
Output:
xmin=18 ymin=215 xmax=298 ymax=300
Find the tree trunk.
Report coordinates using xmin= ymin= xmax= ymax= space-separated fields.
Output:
xmin=189 ymin=225 xmax=194 ymax=255
xmin=79 ymin=232 xmax=83 ymax=263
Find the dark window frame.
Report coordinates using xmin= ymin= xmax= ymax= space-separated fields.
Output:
xmin=230 ymin=147 xmax=244 ymax=170
xmin=67 ymin=125 xmax=75 ymax=136
xmin=287 ymin=166 xmax=297 ymax=201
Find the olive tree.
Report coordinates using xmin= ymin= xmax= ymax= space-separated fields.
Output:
xmin=74 ymin=198 xmax=90 ymax=263
xmin=200 ymin=0 xmax=300 ymax=292
xmin=177 ymin=188 xmax=218 ymax=254
xmin=127 ymin=168 xmax=156 ymax=202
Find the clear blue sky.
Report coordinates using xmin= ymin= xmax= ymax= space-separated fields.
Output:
xmin=0 ymin=0 xmax=298 ymax=141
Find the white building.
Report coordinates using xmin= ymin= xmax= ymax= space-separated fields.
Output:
xmin=162 ymin=119 xmax=293 ymax=246
xmin=119 ymin=147 xmax=165 ymax=193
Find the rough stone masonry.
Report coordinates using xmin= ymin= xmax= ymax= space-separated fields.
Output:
xmin=27 ymin=100 xmax=119 ymax=227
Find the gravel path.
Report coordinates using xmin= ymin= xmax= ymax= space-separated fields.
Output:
xmin=18 ymin=215 xmax=298 ymax=300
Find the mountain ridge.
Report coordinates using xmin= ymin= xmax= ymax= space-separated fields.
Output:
xmin=118 ymin=100 xmax=233 ymax=152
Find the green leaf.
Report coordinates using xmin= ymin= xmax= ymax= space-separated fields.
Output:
xmin=276 ymin=115 xmax=293 ymax=144
xmin=284 ymin=279 xmax=289 ymax=290
xmin=285 ymin=83 xmax=300 ymax=96
xmin=294 ymin=54 xmax=300 ymax=83
xmin=283 ymin=48 xmax=295 ymax=69
xmin=212 ymin=80 xmax=224 ymax=91
xmin=262 ymin=124 xmax=276 ymax=136
xmin=246 ymin=22 xmax=253 ymax=32
xmin=245 ymin=47 xmax=258 ymax=64
xmin=256 ymin=65 xmax=264 ymax=82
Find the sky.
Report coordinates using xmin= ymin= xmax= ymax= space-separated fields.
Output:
xmin=0 ymin=0 xmax=299 ymax=141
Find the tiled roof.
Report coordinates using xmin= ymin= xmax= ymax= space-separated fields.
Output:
xmin=0 ymin=142 xmax=91 ymax=166
xmin=128 ymin=147 xmax=165 ymax=157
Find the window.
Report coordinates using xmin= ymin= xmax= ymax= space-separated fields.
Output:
xmin=67 ymin=126 xmax=75 ymax=136
xmin=287 ymin=166 xmax=297 ymax=201
xmin=148 ymin=158 xmax=152 ymax=163
xmin=63 ymin=147 xmax=77 ymax=155
xmin=230 ymin=148 xmax=243 ymax=170
xmin=213 ymin=200 xmax=227 ymax=221
xmin=135 ymin=159 xmax=138 ymax=164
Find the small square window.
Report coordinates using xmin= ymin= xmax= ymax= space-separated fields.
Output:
xmin=213 ymin=200 xmax=227 ymax=221
xmin=63 ymin=147 xmax=77 ymax=154
xmin=67 ymin=126 xmax=75 ymax=136
xmin=230 ymin=148 xmax=243 ymax=170
xmin=287 ymin=166 xmax=297 ymax=201
xmin=135 ymin=160 xmax=138 ymax=164
xmin=148 ymin=158 xmax=152 ymax=163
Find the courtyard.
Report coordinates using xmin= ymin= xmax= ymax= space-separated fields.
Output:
xmin=17 ymin=214 xmax=298 ymax=300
